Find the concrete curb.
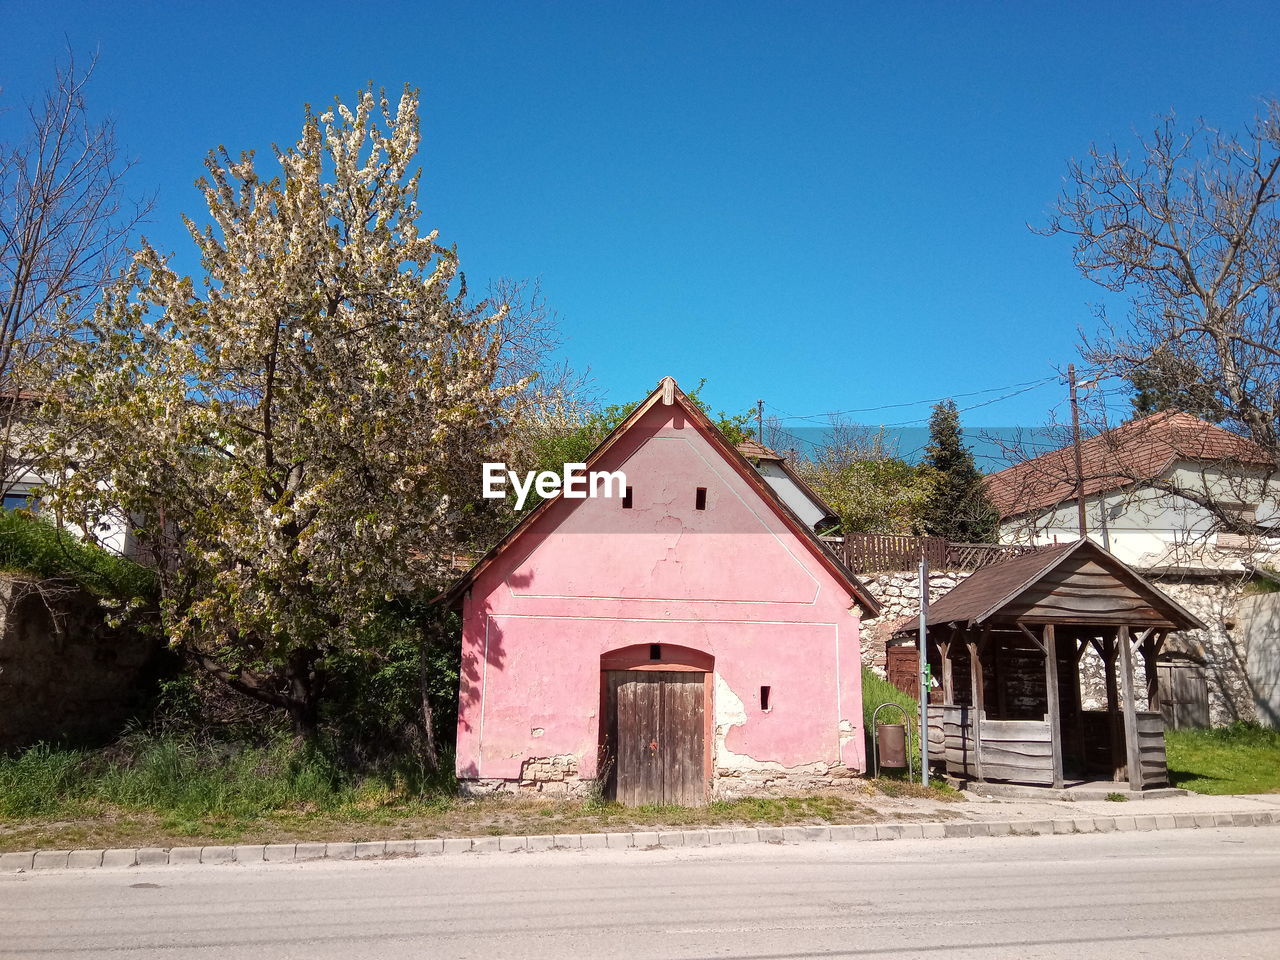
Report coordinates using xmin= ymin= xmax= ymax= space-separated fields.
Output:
xmin=3 ymin=810 xmax=1277 ymax=873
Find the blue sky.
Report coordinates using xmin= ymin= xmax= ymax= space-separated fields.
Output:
xmin=4 ymin=1 xmax=1278 ymax=462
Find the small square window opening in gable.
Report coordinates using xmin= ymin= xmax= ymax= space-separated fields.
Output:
xmin=695 ymin=487 xmax=707 ymax=510
xmin=622 ymin=486 xmax=634 ymax=509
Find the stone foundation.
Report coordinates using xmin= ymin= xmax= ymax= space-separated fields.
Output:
xmin=457 ymin=755 xmax=597 ymax=798
xmin=458 ymin=758 xmax=866 ymax=801
xmin=712 ymin=763 xmax=862 ymax=799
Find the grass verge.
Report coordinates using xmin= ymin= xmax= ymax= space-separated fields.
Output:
xmin=0 ymin=735 xmax=959 ymax=852
xmin=1164 ymin=723 xmax=1280 ymax=795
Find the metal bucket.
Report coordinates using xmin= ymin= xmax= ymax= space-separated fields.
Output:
xmin=877 ymin=723 xmax=907 ymax=768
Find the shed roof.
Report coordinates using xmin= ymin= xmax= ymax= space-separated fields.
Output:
xmin=441 ymin=377 xmax=879 ymax=615
xmin=923 ymin=539 xmax=1204 ymax=631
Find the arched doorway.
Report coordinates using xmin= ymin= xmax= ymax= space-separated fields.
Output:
xmin=599 ymin=644 xmax=713 ymax=805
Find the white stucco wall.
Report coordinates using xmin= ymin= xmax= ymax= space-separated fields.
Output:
xmin=998 ymin=461 xmax=1280 ymax=569
xmin=5 ymin=463 xmax=135 ymax=558
xmin=754 ymin=461 xmax=830 ymax=531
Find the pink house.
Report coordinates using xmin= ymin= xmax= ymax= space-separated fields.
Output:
xmin=445 ymin=378 xmax=880 ymax=803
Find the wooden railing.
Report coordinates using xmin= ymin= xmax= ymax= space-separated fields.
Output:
xmin=831 ymin=534 xmax=1040 ymax=573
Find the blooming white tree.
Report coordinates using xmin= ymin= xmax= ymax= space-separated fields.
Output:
xmin=37 ymin=86 xmax=522 ymax=737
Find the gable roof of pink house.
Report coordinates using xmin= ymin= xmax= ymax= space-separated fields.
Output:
xmin=446 ymin=378 xmax=877 ymax=615
xmin=449 ymin=377 xmax=878 ymax=802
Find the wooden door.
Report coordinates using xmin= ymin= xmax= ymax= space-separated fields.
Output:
xmin=1157 ymin=662 xmax=1209 ymax=729
xmin=886 ymin=645 xmax=919 ymax=698
xmin=605 ymin=670 xmax=706 ymax=806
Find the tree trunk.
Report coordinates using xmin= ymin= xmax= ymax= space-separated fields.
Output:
xmin=284 ymin=648 xmax=320 ymax=741
xmin=418 ymin=636 xmax=440 ymax=770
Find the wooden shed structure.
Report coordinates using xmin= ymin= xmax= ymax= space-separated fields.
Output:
xmin=918 ymin=539 xmax=1204 ymax=790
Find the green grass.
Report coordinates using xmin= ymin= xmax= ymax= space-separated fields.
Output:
xmin=1164 ymin=723 xmax=1280 ymax=795
xmin=0 ymin=510 xmax=156 ymax=600
xmin=0 ymin=734 xmax=450 ymax=823
xmin=0 ymin=734 xmax=960 ymax=853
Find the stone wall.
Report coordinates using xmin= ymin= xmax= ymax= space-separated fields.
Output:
xmin=0 ymin=576 xmax=161 ymax=749
xmin=859 ymin=570 xmax=973 ymax=675
xmin=1237 ymin=593 xmax=1280 ymax=729
xmin=711 ymin=764 xmax=860 ymax=799
xmin=1150 ymin=574 xmax=1257 ymax=727
xmin=458 ymin=754 xmax=596 ymax=798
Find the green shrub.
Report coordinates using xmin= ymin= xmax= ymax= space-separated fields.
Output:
xmin=862 ymin=667 xmax=919 ymax=730
xmin=0 ymin=511 xmax=156 ymax=601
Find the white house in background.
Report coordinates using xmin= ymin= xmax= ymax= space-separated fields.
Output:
xmin=985 ymin=410 xmax=1280 ymax=572
xmin=1 ymin=394 xmax=138 ymax=557
xmin=736 ymin=439 xmax=840 ymax=534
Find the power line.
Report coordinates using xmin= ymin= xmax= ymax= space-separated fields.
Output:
xmin=877 ymin=378 xmax=1061 ymax=427
xmin=771 ymin=374 xmax=1062 ymax=423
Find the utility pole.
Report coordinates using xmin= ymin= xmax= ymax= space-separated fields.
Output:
xmin=918 ymin=553 xmax=929 ymax=785
xmin=1067 ymin=363 xmax=1088 ymax=539
xmin=757 ymin=399 xmax=764 ymax=444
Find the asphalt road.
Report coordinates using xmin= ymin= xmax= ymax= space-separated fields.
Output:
xmin=3 ymin=828 xmax=1278 ymax=959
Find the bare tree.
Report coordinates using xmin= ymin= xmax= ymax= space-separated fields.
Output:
xmin=1041 ymin=102 xmax=1280 ymax=537
xmin=0 ymin=51 xmax=149 ymax=496
xmin=484 ymin=276 xmax=593 ymax=405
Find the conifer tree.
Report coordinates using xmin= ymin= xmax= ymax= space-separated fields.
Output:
xmin=921 ymin=400 xmax=999 ymax=542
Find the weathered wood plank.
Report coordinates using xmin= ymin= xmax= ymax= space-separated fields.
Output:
xmin=977 ymin=761 xmax=1055 ymax=784
xmin=979 ymin=719 xmax=1053 ymax=740
xmin=636 ymin=675 xmax=662 ymax=804
xmin=968 ymin=637 xmax=986 ymax=781
xmin=979 ymin=741 xmax=1054 ymax=761
xmin=940 ymin=637 xmax=955 ymax=703
xmin=1042 ymin=624 xmax=1064 ymax=788
xmin=658 ymin=672 xmax=705 ymax=806
xmin=1117 ymin=625 xmax=1144 ymax=791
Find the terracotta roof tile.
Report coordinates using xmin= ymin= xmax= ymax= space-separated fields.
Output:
xmin=735 ymin=439 xmax=783 ymax=461
xmin=985 ymin=411 xmax=1271 ymax=519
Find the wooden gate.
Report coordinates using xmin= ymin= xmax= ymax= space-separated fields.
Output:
xmin=604 ymin=671 xmax=706 ymax=806
xmin=887 ymin=645 xmax=919 ymax=697
xmin=1157 ymin=661 xmax=1209 ymax=729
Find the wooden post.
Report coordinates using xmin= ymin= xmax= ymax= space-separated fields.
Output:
xmin=1143 ymin=633 xmax=1160 ymax=712
xmin=1043 ymin=624 xmax=1064 ymax=789
xmin=1072 ymin=635 xmax=1089 ymax=773
xmin=1101 ymin=634 xmax=1124 ymax=781
xmin=967 ymin=633 xmax=987 ymax=782
xmin=939 ymin=639 xmax=954 ymax=704
xmin=1117 ymin=625 xmax=1143 ymax=791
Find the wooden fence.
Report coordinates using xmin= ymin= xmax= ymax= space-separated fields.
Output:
xmin=834 ymin=534 xmax=1040 ymax=574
